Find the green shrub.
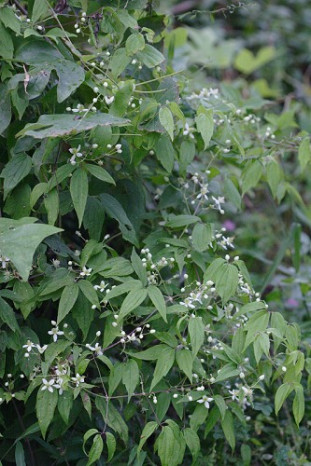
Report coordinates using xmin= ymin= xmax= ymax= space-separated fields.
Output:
xmin=0 ymin=1 xmax=307 ymax=464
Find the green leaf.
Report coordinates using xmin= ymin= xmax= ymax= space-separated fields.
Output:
xmin=157 ymin=426 xmax=175 ymax=466
xmin=224 ymin=178 xmax=241 ymax=210
xmin=159 ymin=106 xmax=174 ymax=140
xmin=16 ymin=113 xmax=129 ymax=139
xmin=298 ymin=137 xmax=311 ymax=171
xmin=36 ymin=388 xmax=58 ymax=438
xmin=215 ymin=264 xmax=239 ymax=303
xmin=275 ymin=383 xmax=293 ymax=415
xmin=179 ymin=140 xmax=196 ymax=173
xmin=242 ymin=160 xmax=263 ymax=195
xmin=195 ymin=107 xmax=214 ymax=149
xmin=0 ymin=296 xmax=18 ymax=331
xmin=58 ymin=390 xmax=73 ymax=425
xmin=110 ymin=47 xmax=131 ymax=77
xmin=192 ymin=223 xmax=212 ymax=252
xmin=266 ymin=159 xmax=283 ymax=199
xmin=100 ymin=193 xmax=137 ymax=246
xmin=118 ymin=288 xmax=147 ymax=320
xmin=0 ymin=6 xmax=21 ymax=34
xmin=0 ymin=83 xmax=11 ymax=134
xmin=106 ymin=432 xmax=116 ymax=462
xmin=53 ymin=59 xmax=85 ymax=103
xmin=147 ymin=285 xmax=167 ymax=322
xmin=183 ymin=428 xmax=200 ymax=462
xmin=166 ymin=215 xmax=200 ymax=229
xmin=57 ymin=284 xmax=79 ymax=324
xmin=131 ymin=248 xmax=147 ymax=286
xmin=138 ymin=421 xmax=158 ymax=452
xmin=188 ymin=316 xmax=205 ymax=356
xmin=95 ymin=398 xmax=128 ymax=444
xmin=122 ymin=359 xmax=139 ymax=400
xmin=155 ymin=135 xmax=176 ymax=173
xmin=150 ymin=346 xmax=175 ymax=390
xmin=0 ymin=22 xmax=13 ymax=59
xmin=0 ymin=219 xmax=62 ymax=281
xmin=176 ymin=349 xmax=193 ymax=382
xmin=293 ymin=384 xmax=305 ymax=426
xmin=86 ymin=434 xmax=104 ymax=466
xmin=72 ymin=292 xmax=95 ymax=340
xmin=137 ymin=44 xmax=165 ymax=68
xmin=234 ymin=46 xmax=276 ymax=74
xmin=70 ymin=168 xmax=88 ymax=227
xmin=14 ymin=442 xmax=26 ymax=466
xmin=44 ymin=188 xmax=59 ymax=225
xmin=0 ymin=153 xmax=32 ymax=199
xmin=31 ymin=0 xmax=49 ymax=23
xmin=78 ymin=280 xmax=100 ymax=307
xmin=214 ymin=395 xmax=227 ymax=420
xmin=221 ymin=410 xmax=235 ymax=450
xmin=86 ymin=164 xmax=115 ymax=185
xmin=126 ymin=33 xmax=145 ymax=55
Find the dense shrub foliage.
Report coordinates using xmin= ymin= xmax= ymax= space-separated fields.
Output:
xmin=0 ymin=1 xmax=310 ymax=465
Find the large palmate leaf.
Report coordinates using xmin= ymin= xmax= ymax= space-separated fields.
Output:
xmin=0 ymin=218 xmax=62 ymax=280
xmin=16 ymin=113 xmax=130 ymax=139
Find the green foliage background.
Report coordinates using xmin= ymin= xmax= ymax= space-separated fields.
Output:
xmin=0 ymin=0 xmax=311 ymax=465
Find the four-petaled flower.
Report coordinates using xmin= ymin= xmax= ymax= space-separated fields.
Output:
xmin=48 ymin=326 xmax=64 ymax=342
xmin=23 ymin=340 xmax=35 ymax=352
xmin=41 ymin=378 xmax=55 ymax=393
xmin=197 ymin=395 xmax=213 ymax=409
xmin=71 ymin=373 xmax=85 ymax=386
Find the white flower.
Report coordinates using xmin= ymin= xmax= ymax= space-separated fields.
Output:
xmin=69 ymin=145 xmax=82 ymax=158
xmin=80 ymin=266 xmax=92 ymax=277
xmin=104 ymin=95 xmax=115 ymax=105
xmin=23 ymin=340 xmax=35 ymax=352
xmin=72 ymin=373 xmax=85 ymax=386
xmin=36 ymin=344 xmax=48 ymax=354
xmin=41 ymin=378 xmax=55 ymax=393
xmin=88 ymin=342 xmax=103 ymax=356
xmin=48 ymin=326 xmax=64 ymax=342
xmin=197 ymin=395 xmax=213 ymax=409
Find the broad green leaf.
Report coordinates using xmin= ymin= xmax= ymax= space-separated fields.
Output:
xmin=0 ymin=83 xmax=11 ymax=134
xmin=159 ymin=106 xmax=174 ymax=140
xmin=214 ymin=395 xmax=227 ymax=420
xmin=78 ymin=280 xmax=100 ymax=308
xmin=118 ymin=288 xmax=147 ymax=320
xmin=100 ymin=193 xmax=137 ymax=246
xmin=183 ymin=428 xmax=200 ymax=462
xmin=176 ymin=349 xmax=193 ymax=382
xmin=36 ymin=388 xmax=58 ymax=438
xmin=293 ymin=384 xmax=305 ymax=426
xmin=16 ymin=113 xmax=129 ymax=139
xmin=72 ymin=292 xmax=95 ymax=340
xmin=131 ymin=248 xmax=147 ymax=286
xmin=224 ymin=178 xmax=241 ymax=210
xmin=44 ymin=188 xmax=59 ymax=225
xmin=122 ymin=359 xmax=139 ymax=400
xmin=57 ymin=284 xmax=79 ymax=324
xmin=58 ymin=390 xmax=73 ymax=425
xmin=70 ymin=168 xmax=88 ymax=227
xmin=106 ymin=432 xmax=116 ymax=461
xmin=86 ymin=434 xmax=104 ymax=466
xmin=0 ymin=22 xmax=13 ymax=59
xmin=0 ymin=296 xmax=18 ymax=331
xmin=126 ymin=33 xmax=145 ymax=55
xmin=298 ymin=137 xmax=311 ymax=171
xmin=179 ymin=140 xmax=195 ymax=173
xmin=166 ymin=215 xmax=200 ymax=229
xmin=0 ymin=153 xmax=32 ymax=199
xmin=110 ymin=47 xmax=131 ymax=77
xmin=14 ymin=442 xmax=26 ymax=466
xmin=266 ymin=159 xmax=283 ymax=199
xmin=95 ymin=398 xmax=128 ymax=444
xmin=31 ymin=0 xmax=49 ymax=23
xmin=234 ymin=46 xmax=276 ymax=74
xmin=137 ymin=44 xmax=165 ymax=68
xmin=150 ymin=346 xmax=175 ymax=390
xmin=195 ymin=107 xmax=214 ymax=149
xmin=138 ymin=421 xmax=158 ymax=452
xmin=0 ymin=219 xmax=62 ymax=280
xmin=155 ymin=135 xmax=176 ymax=173
xmin=86 ymin=164 xmax=115 ymax=185
xmin=192 ymin=223 xmax=212 ymax=252
xmin=242 ymin=160 xmax=263 ymax=195
xmin=104 ymin=280 xmax=142 ymax=300
xmin=188 ymin=316 xmax=205 ymax=356
xmin=147 ymin=285 xmax=167 ymax=322
xmin=221 ymin=410 xmax=235 ymax=450
xmin=275 ymin=383 xmax=293 ymax=415
xmin=157 ymin=426 xmax=175 ymax=466
xmin=215 ymin=363 xmax=239 ymax=382
xmin=0 ymin=6 xmax=21 ymax=34
xmin=215 ymin=263 xmax=239 ymax=303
